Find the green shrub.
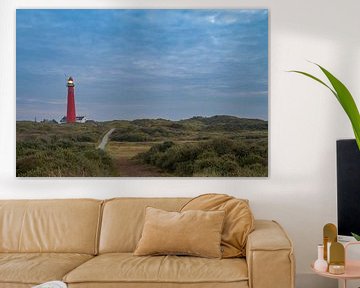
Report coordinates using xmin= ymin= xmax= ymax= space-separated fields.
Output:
xmin=137 ymin=138 xmax=268 ymax=177
xmin=16 ymin=138 xmax=115 ymax=177
xmin=111 ymin=132 xmax=149 ymax=142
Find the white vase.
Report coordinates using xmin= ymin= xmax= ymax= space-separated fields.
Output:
xmin=314 ymin=244 xmax=328 ymax=272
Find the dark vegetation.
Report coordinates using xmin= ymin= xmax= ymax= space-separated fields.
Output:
xmin=16 ymin=121 xmax=114 ymax=177
xmin=16 ymin=115 xmax=268 ymax=177
xmin=109 ymin=115 xmax=268 ymax=177
xmin=136 ymin=138 xmax=267 ymax=177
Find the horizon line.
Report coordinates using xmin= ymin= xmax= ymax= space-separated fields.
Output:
xmin=16 ymin=114 xmax=269 ymax=123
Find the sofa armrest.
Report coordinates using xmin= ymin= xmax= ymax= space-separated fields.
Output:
xmin=246 ymin=220 xmax=295 ymax=288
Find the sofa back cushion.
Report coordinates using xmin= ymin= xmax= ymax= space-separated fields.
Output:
xmin=0 ymin=199 xmax=102 ymax=254
xmin=99 ymin=198 xmax=189 ymax=253
xmin=181 ymin=194 xmax=254 ymax=258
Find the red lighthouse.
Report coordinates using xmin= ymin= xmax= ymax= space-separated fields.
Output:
xmin=66 ymin=76 xmax=76 ymax=123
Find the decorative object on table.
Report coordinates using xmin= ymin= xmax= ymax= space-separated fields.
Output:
xmin=16 ymin=9 xmax=269 ymax=178
xmin=329 ymin=242 xmax=345 ymax=275
xmin=32 ymin=281 xmax=67 ymax=288
xmin=318 ymin=223 xmax=346 ymax=275
xmin=328 ymin=264 xmax=345 ymax=275
xmin=323 ymin=223 xmax=337 ymax=262
xmin=314 ymin=244 xmax=328 ymax=272
xmin=312 ymin=238 xmax=360 ymax=288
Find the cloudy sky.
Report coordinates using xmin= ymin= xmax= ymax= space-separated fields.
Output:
xmin=16 ymin=9 xmax=268 ymax=121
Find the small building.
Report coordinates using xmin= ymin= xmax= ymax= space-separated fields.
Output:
xmin=59 ymin=116 xmax=87 ymax=124
xmin=76 ymin=116 xmax=87 ymax=123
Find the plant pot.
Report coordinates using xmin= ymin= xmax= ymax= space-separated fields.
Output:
xmin=337 ymin=139 xmax=360 ymax=238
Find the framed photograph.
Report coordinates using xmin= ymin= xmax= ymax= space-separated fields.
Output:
xmin=16 ymin=9 xmax=268 ymax=177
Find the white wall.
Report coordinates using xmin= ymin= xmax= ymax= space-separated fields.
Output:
xmin=1 ymin=0 xmax=360 ymax=287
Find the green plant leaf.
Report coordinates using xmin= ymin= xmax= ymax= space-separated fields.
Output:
xmin=289 ymin=64 xmax=360 ymax=150
xmin=351 ymin=232 xmax=360 ymax=241
xmin=288 ymin=70 xmax=337 ymax=99
xmin=316 ymin=64 xmax=360 ymax=150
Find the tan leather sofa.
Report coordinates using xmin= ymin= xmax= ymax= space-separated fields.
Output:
xmin=0 ymin=198 xmax=295 ymax=288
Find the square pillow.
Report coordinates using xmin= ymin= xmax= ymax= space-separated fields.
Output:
xmin=134 ymin=207 xmax=225 ymax=258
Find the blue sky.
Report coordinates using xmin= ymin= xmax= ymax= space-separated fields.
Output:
xmin=16 ymin=9 xmax=268 ymax=121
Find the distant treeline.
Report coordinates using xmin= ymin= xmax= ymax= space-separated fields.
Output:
xmin=109 ymin=115 xmax=267 ymax=142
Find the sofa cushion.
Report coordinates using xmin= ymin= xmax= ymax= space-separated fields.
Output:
xmin=181 ymin=194 xmax=254 ymax=258
xmin=63 ymin=253 xmax=248 ymax=285
xmin=0 ymin=253 xmax=93 ymax=285
xmin=99 ymin=198 xmax=190 ymax=253
xmin=0 ymin=199 xmax=103 ymax=254
xmin=134 ymin=207 xmax=225 ymax=258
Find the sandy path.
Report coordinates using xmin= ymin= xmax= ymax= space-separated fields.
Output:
xmin=104 ymin=141 xmax=166 ymax=176
xmin=113 ymin=157 xmax=165 ymax=177
xmin=97 ymin=128 xmax=116 ymax=150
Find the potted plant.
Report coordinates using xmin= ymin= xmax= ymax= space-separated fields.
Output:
xmin=290 ymin=63 xmax=360 ymax=240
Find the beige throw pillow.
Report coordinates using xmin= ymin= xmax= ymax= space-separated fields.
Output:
xmin=134 ymin=207 xmax=225 ymax=258
xmin=181 ymin=193 xmax=255 ymax=258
